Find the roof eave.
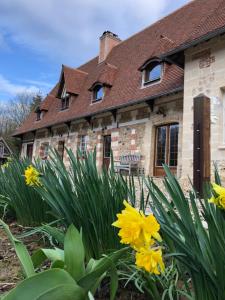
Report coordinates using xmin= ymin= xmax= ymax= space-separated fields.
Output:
xmin=160 ymin=25 xmax=225 ymax=60
xmin=12 ymin=86 xmax=183 ymax=138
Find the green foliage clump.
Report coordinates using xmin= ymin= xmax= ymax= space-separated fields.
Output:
xmin=36 ymin=149 xmax=131 ymax=259
xmin=0 ymin=219 xmax=126 ymax=300
xmin=146 ymin=165 xmax=225 ymax=300
xmin=0 ymin=158 xmax=50 ymax=226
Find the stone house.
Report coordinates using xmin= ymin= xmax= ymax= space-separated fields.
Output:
xmin=0 ymin=138 xmax=12 ymax=165
xmin=13 ymin=0 xmax=225 ymax=183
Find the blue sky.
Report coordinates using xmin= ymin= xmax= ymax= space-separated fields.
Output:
xmin=0 ymin=0 xmax=189 ymax=102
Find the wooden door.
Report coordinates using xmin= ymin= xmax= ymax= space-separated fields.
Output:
xmin=193 ymin=95 xmax=210 ymax=196
xmin=154 ymin=123 xmax=179 ymax=176
xmin=103 ymin=135 xmax=111 ymax=170
xmin=26 ymin=144 xmax=33 ymax=160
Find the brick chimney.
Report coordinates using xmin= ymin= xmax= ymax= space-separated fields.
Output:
xmin=99 ymin=31 xmax=121 ymax=63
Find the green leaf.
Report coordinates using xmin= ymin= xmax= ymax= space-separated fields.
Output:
xmin=64 ymin=224 xmax=85 ymax=281
xmin=79 ymin=247 xmax=127 ymax=293
xmin=32 ymin=248 xmax=64 ymax=269
xmin=109 ymin=264 xmax=118 ymax=300
xmin=42 ymin=224 xmax=65 ymax=245
xmin=0 ymin=219 xmax=35 ymax=278
xmin=51 ymin=260 xmax=65 ymax=269
xmin=2 ymin=268 xmax=85 ymax=300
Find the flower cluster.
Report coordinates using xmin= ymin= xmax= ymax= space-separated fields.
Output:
xmin=24 ymin=165 xmax=41 ymax=186
xmin=209 ymin=183 xmax=225 ymax=210
xmin=112 ymin=200 xmax=164 ymax=274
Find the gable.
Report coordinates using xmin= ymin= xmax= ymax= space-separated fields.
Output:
xmin=0 ymin=138 xmax=12 ymax=158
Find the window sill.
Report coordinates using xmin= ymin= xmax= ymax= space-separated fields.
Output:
xmin=91 ymin=98 xmax=103 ymax=105
xmin=141 ymin=78 xmax=162 ymax=89
xmin=218 ymin=145 xmax=225 ymax=150
xmin=144 ymin=78 xmax=160 ymax=85
xmin=60 ymin=107 xmax=69 ymax=111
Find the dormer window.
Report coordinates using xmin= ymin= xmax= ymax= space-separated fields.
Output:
xmin=61 ymin=95 xmax=70 ymax=110
xmin=93 ymin=85 xmax=104 ymax=102
xmin=61 ymin=85 xmax=70 ymax=110
xmin=35 ymin=108 xmax=42 ymax=121
xmin=141 ymin=60 xmax=162 ymax=86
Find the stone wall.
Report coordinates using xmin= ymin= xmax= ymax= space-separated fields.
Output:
xmin=182 ymin=35 xmax=225 ymax=180
xmin=21 ymin=93 xmax=183 ymax=176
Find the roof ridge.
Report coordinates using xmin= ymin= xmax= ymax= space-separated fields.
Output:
xmin=74 ymin=1 xmax=195 ymax=70
xmin=110 ymin=0 xmax=195 ymax=50
xmin=77 ymin=56 xmax=98 ymax=70
xmin=63 ymin=64 xmax=88 ymax=75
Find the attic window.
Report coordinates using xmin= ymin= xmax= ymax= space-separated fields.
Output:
xmin=60 ymin=85 xmax=70 ymax=110
xmin=93 ymin=85 xmax=104 ymax=102
xmin=142 ymin=61 xmax=162 ymax=85
xmin=61 ymin=95 xmax=70 ymax=110
xmin=36 ymin=108 xmax=42 ymax=121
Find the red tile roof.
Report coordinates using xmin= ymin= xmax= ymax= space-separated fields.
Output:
xmin=14 ymin=0 xmax=225 ymax=136
xmin=88 ymin=62 xmax=118 ymax=90
xmin=62 ymin=65 xmax=88 ymax=95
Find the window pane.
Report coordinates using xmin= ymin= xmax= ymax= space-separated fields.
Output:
xmin=95 ymin=86 xmax=103 ymax=100
xmin=156 ymin=126 xmax=166 ymax=166
xmin=104 ymin=135 xmax=111 ymax=158
xmin=58 ymin=141 xmax=65 ymax=160
xmin=145 ymin=63 xmax=161 ymax=83
xmin=169 ymin=124 xmax=179 ymax=167
xmin=80 ymin=135 xmax=88 ymax=156
xmin=150 ymin=64 xmax=161 ymax=81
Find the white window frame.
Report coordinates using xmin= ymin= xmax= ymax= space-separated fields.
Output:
xmin=61 ymin=85 xmax=67 ymax=99
xmin=92 ymin=85 xmax=104 ymax=103
xmin=141 ymin=61 xmax=163 ymax=88
xmin=79 ymin=135 xmax=88 ymax=156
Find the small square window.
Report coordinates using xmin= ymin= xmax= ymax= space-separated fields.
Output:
xmin=40 ymin=142 xmax=49 ymax=160
xmin=93 ymin=85 xmax=104 ymax=102
xmin=79 ymin=135 xmax=88 ymax=156
xmin=61 ymin=95 xmax=70 ymax=110
xmin=143 ymin=62 xmax=162 ymax=85
xmin=36 ymin=110 xmax=42 ymax=121
xmin=57 ymin=141 xmax=65 ymax=160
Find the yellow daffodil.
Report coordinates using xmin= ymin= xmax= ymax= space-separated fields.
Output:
xmin=113 ymin=201 xmax=164 ymax=274
xmin=209 ymin=183 xmax=225 ymax=210
xmin=24 ymin=165 xmax=41 ymax=186
xmin=112 ymin=200 xmax=162 ymax=248
xmin=135 ymin=247 xmax=165 ymax=274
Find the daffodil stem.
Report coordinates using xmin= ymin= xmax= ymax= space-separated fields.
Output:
xmin=145 ymin=275 xmax=161 ymax=300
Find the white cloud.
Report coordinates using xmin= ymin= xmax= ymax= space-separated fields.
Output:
xmin=22 ymin=79 xmax=53 ymax=89
xmin=0 ymin=0 xmax=170 ymax=65
xmin=0 ymin=74 xmax=40 ymax=96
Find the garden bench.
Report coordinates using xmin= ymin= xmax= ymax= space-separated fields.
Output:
xmin=114 ymin=154 xmax=141 ymax=175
